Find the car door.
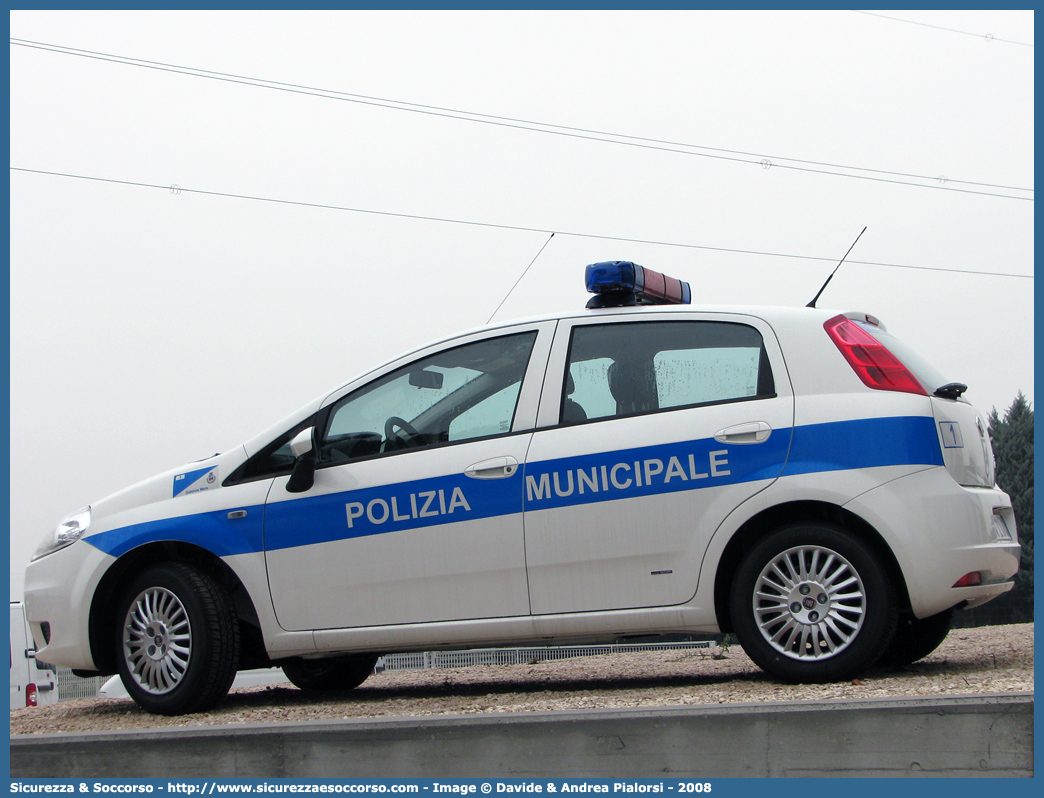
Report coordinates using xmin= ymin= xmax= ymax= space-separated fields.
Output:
xmin=523 ymin=312 xmax=794 ymax=614
xmin=263 ymin=322 xmax=554 ymax=632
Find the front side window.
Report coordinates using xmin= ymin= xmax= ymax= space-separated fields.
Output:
xmin=225 ymin=415 xmax=316 ymax=484
xmin=562 ymin=321 xmax=774 ymax=423
xmin=321 ymin=331 xmax=537 ymax=463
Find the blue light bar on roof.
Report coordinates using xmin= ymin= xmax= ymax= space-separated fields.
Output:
xmin=585 ymin=261 xmax=691 ymax=308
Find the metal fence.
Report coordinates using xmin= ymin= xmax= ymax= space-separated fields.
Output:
xmin=56 ymin=668 xmax=109 ymax=702
xmin=377 ymin=640 xmax=713 ymax=673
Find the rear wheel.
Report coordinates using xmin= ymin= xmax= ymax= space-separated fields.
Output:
xmin=730 ymin=523 xmax=897 ymax=683
xmin=115 ymin=563 xmax=240 ymax=715
xmin=880 ymin=608 xmax=953 ymax=668
xmin=282 ymin=654 xmax=378 ymax=692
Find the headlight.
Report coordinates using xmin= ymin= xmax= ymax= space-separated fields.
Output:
xmin=32 ymin=507 xmax=91 ymax=561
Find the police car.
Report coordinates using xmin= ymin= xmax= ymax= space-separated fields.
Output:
xmin=24 ymin=262 xmax=1020 ymax=715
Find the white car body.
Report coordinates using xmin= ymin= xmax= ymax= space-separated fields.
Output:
xmin=24 ymin=268 xmax=1020 ymax=714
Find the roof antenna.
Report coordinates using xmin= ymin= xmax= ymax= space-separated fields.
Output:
xmin=486 ymin=233 xmax=554 ymax=324
xmin=806 ymin=226 xmax=867 ymax=308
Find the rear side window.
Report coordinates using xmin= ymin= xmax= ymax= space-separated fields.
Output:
xmin=562 ymin=320 xmax=774 ymax=423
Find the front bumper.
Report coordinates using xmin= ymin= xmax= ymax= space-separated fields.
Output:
xmin=23 ymin=539 xmax=115 ymax=672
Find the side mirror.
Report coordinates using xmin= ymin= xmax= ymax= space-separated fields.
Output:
xmin=289 ymin=427 xmax=314 ymax=458
xmin=286 ymin=427 xmax=317 ymax=493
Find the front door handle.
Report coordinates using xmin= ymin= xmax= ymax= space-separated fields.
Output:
xmin=714 ymin=422 xmax=772 ymax=444
xmin=465 ymin=456 xmax=520 ymax=479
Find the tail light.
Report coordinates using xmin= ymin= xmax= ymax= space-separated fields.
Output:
xmin=824 ymin=315 xmax=927 ymax=395
xmin=25 ymin=684 xmax=38 ymax=707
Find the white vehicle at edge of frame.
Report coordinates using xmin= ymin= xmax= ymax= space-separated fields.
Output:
xmin=10 ymin=601 xmax=58 ymax=709
xmin=23 ymin=261 xmax=1020 ymax=715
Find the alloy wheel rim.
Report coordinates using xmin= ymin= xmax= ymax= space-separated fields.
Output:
xmin=752 ymin=544 xmax=866 ymax=661
xmin=122 ymin=586 xmax=192 ymax=695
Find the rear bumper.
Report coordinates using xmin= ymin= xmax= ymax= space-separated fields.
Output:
xmin=957 ymin=579 xmax=1014 ymax=609
xmin=844 ymin=467 xmax=1020 ymax=619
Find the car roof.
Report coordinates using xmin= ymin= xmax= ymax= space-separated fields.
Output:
xmin=479 ymin=300 xmax=846 ymax=336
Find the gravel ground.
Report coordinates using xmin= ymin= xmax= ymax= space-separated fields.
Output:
xmin=11 ymin=623 xmax=1032 ymax=735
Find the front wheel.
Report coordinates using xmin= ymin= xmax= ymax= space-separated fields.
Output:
xmin=282 ymin=654 xmax=378 ymax=692
xmin=115 ymin=562 xmax=240 ymax=715
xmin=730 ymin=523 xmax=897 ymax=683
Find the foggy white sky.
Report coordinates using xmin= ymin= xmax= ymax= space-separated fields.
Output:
xmin=8 ymin=10 xmax=1034 ymax=598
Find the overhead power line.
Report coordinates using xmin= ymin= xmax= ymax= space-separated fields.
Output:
xmin=9 ymin=37 xmax=1033 ymax=202
xmin=854 ymin=10 xmax=1034 ymax=47
xmin=11 ymin=166 xmax=1033 ymax=281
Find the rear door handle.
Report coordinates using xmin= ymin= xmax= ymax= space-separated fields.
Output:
xmin=714 ymin=422 xmax=772 ymax=444
xmin=465 ymin=456 xmax=520 ymax=479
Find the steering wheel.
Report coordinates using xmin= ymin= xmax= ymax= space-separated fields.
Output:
xmin=384 ymin=416 xmax=421 ymax=449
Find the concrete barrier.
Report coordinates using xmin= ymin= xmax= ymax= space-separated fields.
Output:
xmin=10 ymin=693 xmax=1032 ymax=778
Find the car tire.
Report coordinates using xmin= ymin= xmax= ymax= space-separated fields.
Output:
xmin=730 ymin=522 xmax=897 ymax=683
xmin=282 ymin=654 xmax=378 ymax=692
xmin=115 ymin=562 xmax=240 ymax=716
xmin=879 ymin=608 xmax=953 ymax=668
